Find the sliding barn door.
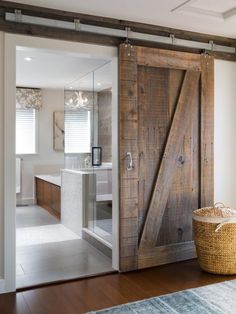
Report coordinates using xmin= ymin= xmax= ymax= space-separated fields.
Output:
xmin=119 ymin=44 xmax=214 ymax=271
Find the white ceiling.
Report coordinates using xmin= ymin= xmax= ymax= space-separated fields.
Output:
xmin=7 ymin=0 xmax=236 ymax=38
xmin=16 ymin=48 xmax=112 ymax=90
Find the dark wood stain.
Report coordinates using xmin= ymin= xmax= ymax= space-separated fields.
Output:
xmin=0 ymin=260 xmax=236 ymax=314
xmin=35 ymin=178 xmax=61 ymax=219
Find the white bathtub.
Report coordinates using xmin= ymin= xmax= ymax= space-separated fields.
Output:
xmin=35 ymin=174 xmax=61 ymax=186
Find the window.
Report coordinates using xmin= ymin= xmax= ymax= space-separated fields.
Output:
xmin=16 ymin=108 xmax=37 ymax=154
xmin=65 ymin=110 xmax=91 ymax=153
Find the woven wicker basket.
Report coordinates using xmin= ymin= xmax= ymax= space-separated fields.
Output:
xmin=193 ymin=202 xmax=236 ymax=275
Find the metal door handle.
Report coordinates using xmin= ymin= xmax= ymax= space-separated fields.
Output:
xmin=126 ymin=152 xmax=134 ymax=171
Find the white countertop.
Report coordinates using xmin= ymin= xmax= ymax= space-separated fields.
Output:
xmin=62 ymin=166 xmax=112 ymax=175
xmin=35 ymin=174 xmax=61 ymax=187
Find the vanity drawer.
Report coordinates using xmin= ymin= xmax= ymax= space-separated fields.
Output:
xmin=35 ymin=177 xmax=61 ymax=219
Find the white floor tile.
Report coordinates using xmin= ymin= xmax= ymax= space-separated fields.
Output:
xmin=16 ymin=205 xmax=113 ymax=288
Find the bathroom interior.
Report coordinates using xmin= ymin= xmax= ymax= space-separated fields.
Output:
xmin=15 ymin=47 xmax=115 ymax=288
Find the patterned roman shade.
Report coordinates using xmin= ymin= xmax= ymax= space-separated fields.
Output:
xmin=16 ymin=88 xmax=42 ymax=110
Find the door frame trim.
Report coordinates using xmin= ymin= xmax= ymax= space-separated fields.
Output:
xmin=4 ymin=33 xmax=118 ymax=292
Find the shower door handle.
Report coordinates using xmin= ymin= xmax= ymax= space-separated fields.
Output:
xmin=126 ymin=152 xmax=134 ymax=171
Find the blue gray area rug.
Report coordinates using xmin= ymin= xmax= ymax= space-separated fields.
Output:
xmin=88 ymin=280 xmax=236 ymax=313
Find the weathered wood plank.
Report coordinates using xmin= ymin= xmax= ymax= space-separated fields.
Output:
xmin=120 ymin=179 xmax=139 ymax=200
xmin=200 ymin=54 xmax=214 ymax=207
xmin=120 ymin=218 xmax=138 ymax=239
xmin=137 ymin=47 xmax=201 ymax=71
xmin=138 ymin=241 xmax=196 ymax=269
xmin=120 ymin=236 xmax=138 ymax=257
xmin=156 ymin=69 xmax=200 ymax=246
xmin=119 ymin=44 xmax=137 ymax=61
xmin=119 ymin=44 xmax=213 ymax=272
xmin=139 ymin=70 xmax=200 ymax=249
xmin=120 ymin=159 xmax=138 ymax=180
xmin=137 ymin=66 xmax=170 ymax=234
xmin=120 ymin=140 xmax=139 ymax=160
xmin=120 ymin=198 xmax=138 ymax=219
xmin=119 ymin=44 xmax=139 ymax=271
xmin=119 ymin=256 xmax=138 ymax=272
xmin=120 ymin=99 xmax=137 ymax=121
xmin=120 ymin=119 xmax=138 ymax=141
xmin=119 ymin=81 xmax=137 ymax=100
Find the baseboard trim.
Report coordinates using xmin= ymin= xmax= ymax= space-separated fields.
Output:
xmin=16 ymin=197 xmax=36 ymax=206
xmin=0 ymin=279 xmax=6 ymax=294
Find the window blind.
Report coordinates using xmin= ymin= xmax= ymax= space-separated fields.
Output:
xmin=65 ymin=110 xmax=91 ymax=153
xmin=16 ymin=108 xmax=37 ymax=154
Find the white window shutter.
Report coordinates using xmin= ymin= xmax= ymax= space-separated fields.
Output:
xmin=16 ymin=109 xmax=37 ymax=154
xmin=65 ymin=110 xmax=91 ymax=153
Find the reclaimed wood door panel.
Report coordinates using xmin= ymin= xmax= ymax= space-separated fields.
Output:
xmin=139 ymin=70 xmax=200 ymax=249
xmin=119 ymin=44 xmax=214 ymax=271
xmin=138 ymin=66 xmax=170 ymax=234
xmin=156 ymin=70 xmax=200 ymax=247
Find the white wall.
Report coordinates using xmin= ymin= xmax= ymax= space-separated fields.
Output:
xmin=0 ymin=32 xmax=4 ymax=279
xmin=214 ymin=60 xmax=236 ymax=207
xmin=17 ymin=89 xmax=64 ymax=205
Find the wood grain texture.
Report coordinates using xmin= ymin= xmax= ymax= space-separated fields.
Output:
xmin=119 ymin=45 xmax=214 ymax=272
xmin=51 ymin=185 xmax=61 ymax=215
xmin=137 ymin=47 xmax=201 ymax=70
xmin=157 ymin=69 xmax=200 ymax=246
xmin=139 ymin=70 xmax=200 ymax=249
xmin=137 ymin=66 xmax=169 ymax=234
xmin=1 ymin=260 xmax=236 ymax=314
xmin=35 ymin=178 xmax=61 ymax=219
xmin=200 ymin=54 xmax=214 ymax=208
xmin=119 ymin=44 xmax=139 ymax=271
xmin=138 ymin=241 xmax=196 ymax=269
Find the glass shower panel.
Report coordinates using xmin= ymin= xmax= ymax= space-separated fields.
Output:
xmin=64 ymin=71 xmax=94 ymax=168
xmin=64 ymin=61 xmax=113 ymax=245
xmin=93 ymin=62 xmax=113 ymax=244
xmin=64 ymin=71 xmax=96 ymax=233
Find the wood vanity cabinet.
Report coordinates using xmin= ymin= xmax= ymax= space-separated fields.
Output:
xmin=35 ymin=177 xmax=61 ymax=219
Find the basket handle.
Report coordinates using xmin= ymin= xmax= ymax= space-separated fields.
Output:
xmin=215 ymin=218 xmax=236 ymax=232
xmin=214 ymin=202 xmax=227 ymax=208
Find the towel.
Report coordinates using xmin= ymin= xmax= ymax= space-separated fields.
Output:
xmin=16 ymin=158 xmax=21 ymax=194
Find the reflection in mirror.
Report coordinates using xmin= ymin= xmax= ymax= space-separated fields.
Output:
xmin=64 ymin=61 xmax=113 ymax=245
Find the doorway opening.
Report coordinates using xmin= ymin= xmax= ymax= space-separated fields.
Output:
xmin=15 ymin=45 xmax=118 ymax=289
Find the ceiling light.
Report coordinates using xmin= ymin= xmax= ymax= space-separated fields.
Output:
xmin=97 ymin=82 xmax=101 ymax=86
xmin=69 ymin=86 xmax=73 ymax=89
xmin=24 ymin=57 xmax=33 ymax=62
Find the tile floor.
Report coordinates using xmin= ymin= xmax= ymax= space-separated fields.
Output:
xmin=16 ymin=205 xmax=113 ymax=288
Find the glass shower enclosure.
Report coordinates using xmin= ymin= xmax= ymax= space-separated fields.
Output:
xmin=64 ymin=62 xmax=113 ymax=246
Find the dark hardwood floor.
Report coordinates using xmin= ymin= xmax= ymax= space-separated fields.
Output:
xmin=1 ymin=259 xmax=236 ymax=314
